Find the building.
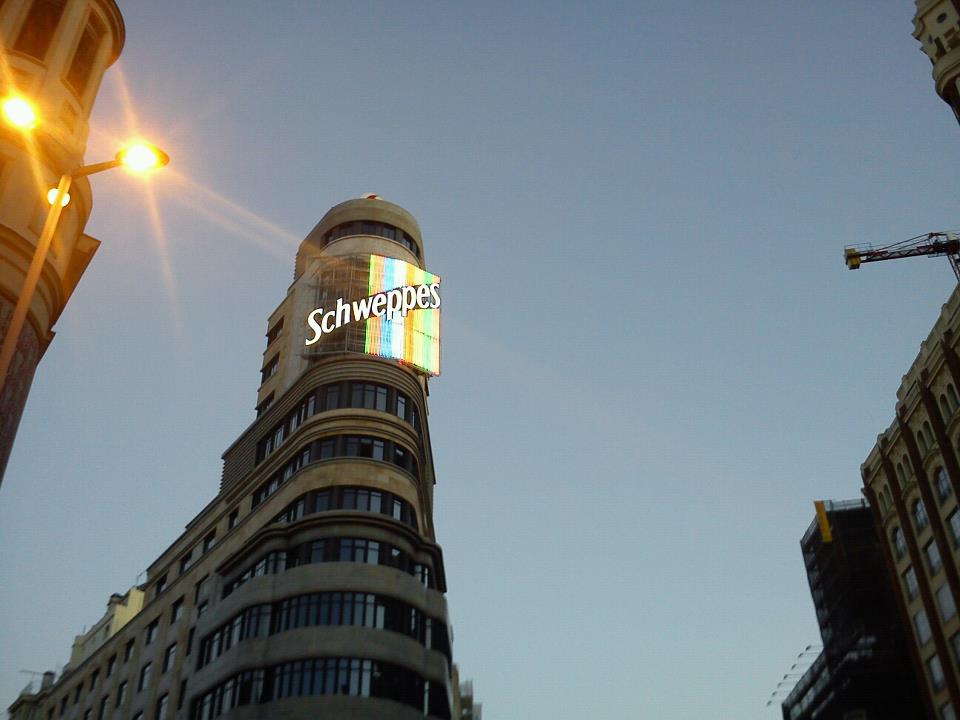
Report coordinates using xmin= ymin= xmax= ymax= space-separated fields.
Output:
xmin=8 ymin=196 xmax=466 ymax=720
xmin=0 ymin=0 xmax=125 ymax=485
xmin=861 ymin=285 xmax=960 ymax=719
xmin=913 ymin=0 xmax=960 ymax=124
xmin=781 ymin=499 xmax=923 ymax=720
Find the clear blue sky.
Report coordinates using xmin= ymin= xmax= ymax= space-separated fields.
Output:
xmin=1 ymin=1 xmax=958 ymax=717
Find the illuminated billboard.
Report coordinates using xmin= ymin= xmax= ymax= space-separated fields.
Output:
xmin=304 ymin=254 xmax=441 ymax=376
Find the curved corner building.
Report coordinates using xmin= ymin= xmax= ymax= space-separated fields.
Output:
xmin=7 ymin=196 xmax=459 ymax=720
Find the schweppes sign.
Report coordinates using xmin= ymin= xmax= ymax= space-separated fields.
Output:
xmin=305 ymin=255 xmax=441 ymax=376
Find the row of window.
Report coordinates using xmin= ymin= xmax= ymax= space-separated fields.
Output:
xmin=251 ymin=435 xmax=420 ymax=508
xmin=52 ymin=647 xmax=188 ymax=720
xmin=891 ymin=506 xmax=960 ymax=566
xmin=273 ymin=486 xmax=418 ymax=530
xmin=322 ymin=220 xmax=421 ymax=259
xmin=192 ymin=657 xmax=448 ymax=720
xmin=256 ymin=380 xmax=421 ymax=463
xmin=199 ymin=590 xmax=450 ymax=669
xmin=13 ymin=0 xmax=105 ymax=99
xmin=223 ymin=537 xmax=434 ymax=597
xmin=926 ymin=626 xmax=960 ymax=698
xmin=882 ymin=467 xmax=954 ymax=516
xmin=913 ymin=586 xmax=958 ymax=647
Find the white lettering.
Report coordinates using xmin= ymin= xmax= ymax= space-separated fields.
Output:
xmin=305 ymin=282 xmax=441 ymax=346
xmin=305 ymin=308 xmax=324 ymax=346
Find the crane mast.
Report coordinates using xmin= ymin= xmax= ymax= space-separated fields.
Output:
xmin=844 ymin=232 xmax=960 ymax=279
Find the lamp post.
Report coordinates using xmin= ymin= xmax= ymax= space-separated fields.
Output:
xmin=0 ymin=94 xmax=169 ymax=393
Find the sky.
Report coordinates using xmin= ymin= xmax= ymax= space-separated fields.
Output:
xmin=1 ymin=1 xmax=958 ymax=718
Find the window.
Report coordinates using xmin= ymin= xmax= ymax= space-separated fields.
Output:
xmin=195 ymin=575 xmax=208 ymax=604
xmin=180 ymin=549 xmax=194 ymax=574
xmin=156 ymin=695 xmax=168 ymax=720
xmin=930 ymin=654 xmax=946 ymax=692
xmin=266 ymin=318 xmax=284 ymax=346
xmin=939 ymin=584 xmax=957 ymax=621
xmin=892 ymin=527 xmax=907 ymax=559
xmin=942 ymin=702 xmax=956 ymax=720
xmin=937 ymin=468 xmax=953 ymax=503
xmin=919 ymin=426 xmax=930 ymax=453
xmin=951 ymin=511 xmax=960 ymax=548
xmin=83 ymin=710 xmax=91 ymax=720
xmin=132 ymin=713 xmax=142 ymax=720
xmin=137 ymin=663 xmax=151 ymax=692
xmin=255 ymin=392 xmax=274 ymax=418
xmin=915 ymin=500 xmax=930 ymax=532
xmin=89 ymin=669 xmax=99 ymax=690
xmin=163 ymin=643 xmax=177 ymax=673
xmin=115 ymin=681 xmax=127 ymax=708
xmin=905 ymin=567 xmax=920 ymax=600
xmin=73 ymin=685 xmax=81 ymax=703
xmin=124 ymin=639 xmax=134 ymax=663
xmin=323 ymin=220 xmax=421 ymax=258
xmin=155 ymin=574 xmax=168 ymax=596
xmin=65 ymin=14 xmax=105 ymax=97
xmin=106 ymin=655 xmax=116 ymax=677
xmin=916 ymin=609 xmax=933 ymax=645
xmin=171 ymin=596 xmax=184 ymax=623
xmin=191 ymin=657 xmax=448 ymax=720
xmin=144 ymin=618 xmax=159 ymax=645
xmin=203 ymin=531 xmax=216 ymax=553
xmin=186 ymin=626 xmax=196 ymax=657
xmin=928 ymin=541 xmax=944 ymax=574
xmin=13 ymin=0 xmax=67 ymax=60
xmin=178 ymin=679 xmax=188 ymax=710
xmin=96 ymin=695 xmax=108 ymax=720
xmin=198 ymin=600 xmax=209 ymax=616
xmin=260 ymin=355 xmax=279 ymax=385
xmin=897 ymin=462 xmax=907 ymax=483
xmin=950 ymin=384 xmax=960 ymax=413
xmin=228 ymin=509 xmax=239 ymax=530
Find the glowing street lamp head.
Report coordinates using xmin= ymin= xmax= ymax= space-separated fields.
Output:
xmin=2 ymin=96 xmax=37 ymax=130
xmin=116 ymin=141 xmax=169 ymax=174
xmin=46 ymin=188 xmax=70 ymax=207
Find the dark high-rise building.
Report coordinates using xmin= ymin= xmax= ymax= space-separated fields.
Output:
xmin=781 ymin=499 xmax=923 ymax=720
xmin=7 ymin=195 xmax=464 ymax=720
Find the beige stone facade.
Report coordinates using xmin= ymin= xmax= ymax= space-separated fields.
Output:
xmin=914 ymin=0 xmax=960 ymax=124
xmin=8 ymin=197 xmax=461 ymax=720
xmin=0 ymin=0 xmax=124 ymax=483
xmin=862 ymin=284 xmax=960 ymax=720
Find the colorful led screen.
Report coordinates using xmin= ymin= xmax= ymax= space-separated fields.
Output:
xmin=364 ymin=255 xmax=441 ymax=376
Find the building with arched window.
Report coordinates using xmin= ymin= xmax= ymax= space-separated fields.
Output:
xmin=861 ymin=285 xmax=960 ymax=720
xmin=0 ymin=0 xmax=124 ymax=486
xmin=7 ymin=195 xmax=475 ymax=720
xmin=914 ymin=0 xmax=960 ymax=125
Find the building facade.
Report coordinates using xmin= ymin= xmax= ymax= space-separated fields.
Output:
xmin=8 ymin=196 xmax=464 ymax=720
xmin=0 ymin=0 xmax=124 ymax=485
xmin=781 ymin=499 xmax=923 ymax=720
xmin=862 ymin=285 xmax=960 ymax=719
xmin=913 ymin=0 xmax=960 ymax=124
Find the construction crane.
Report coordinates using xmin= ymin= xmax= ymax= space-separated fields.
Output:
xmin=844 ymin=231 xmax=960 ymax=280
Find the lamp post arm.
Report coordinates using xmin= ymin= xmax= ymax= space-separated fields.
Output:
xmin=74 ymin=158 xmax=121 ymax=178
xmin=0 ymin=173 xmax=72 ymax=387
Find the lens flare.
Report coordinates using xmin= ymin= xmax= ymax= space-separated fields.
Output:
xmin=2 ymin=96 xmax=37 ymax=130
xmin=117 ymin=141 xmax=169 ymax=173
xmin=46 ymin=188 xmax=70 ymax=206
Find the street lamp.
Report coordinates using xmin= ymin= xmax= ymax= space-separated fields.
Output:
xmin=0 ymin=105 xmax=169 ymax=390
